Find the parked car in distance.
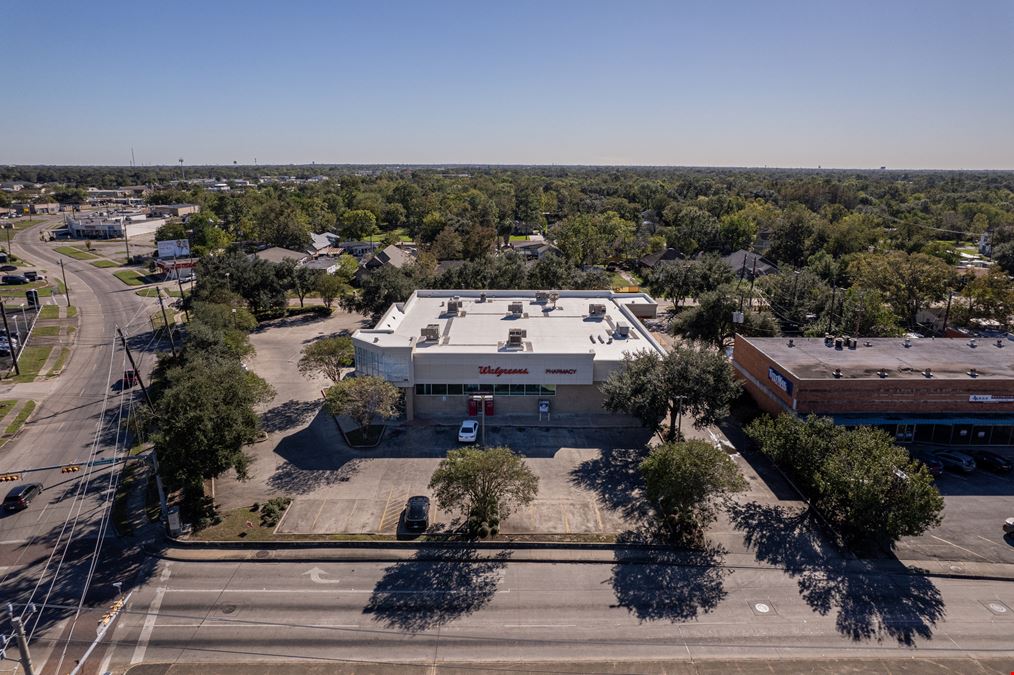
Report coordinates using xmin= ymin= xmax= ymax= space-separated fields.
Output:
xmin=911 ymin=451 xmax=943 ymax=477
xmin=458 ymin=419 xmax=479 ymax=443
xmin=1 ymin=275 xmax=27 ymax=285
xmin=3 ymin=483 xmax=43 ymax=511
xmin=935 ymin=450 xmax=976 ymax=473
xmin=1004 ymin=517 xmax=1014 ymax=535
xmin=0 ymin=265 xmax=16 ymax=272
xmin=23 ymin=270 xmax=42 ymax=282
xmin=970 ymin=450 xmax=1012 ymax=474
xmin=403 ymin=496 xmax=430 ymax=531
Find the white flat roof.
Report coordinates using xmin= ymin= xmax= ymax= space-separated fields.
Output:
xmin=356 ymin=290 xmax=665 ymax=360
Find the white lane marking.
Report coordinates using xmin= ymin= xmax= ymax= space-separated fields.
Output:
xmin=34 ymin=502 xmax=51 ymax=522
xmin=152 ymin=622 xmax=361 ymax=629
xmin=929 ymin=535 xmax=992 ymax=562
xmin=130 ymin=586 xmax=167 ymax=665
xmin=503 ymin=624 xmax=576 ymax=628
xmin=0 ymin=539 xmax=30 ymax=545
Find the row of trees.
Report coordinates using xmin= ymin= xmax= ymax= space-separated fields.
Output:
xmin=147 ymin=299 xmax=274 ymax=521
xmin=747 ymin=415 xmax=944 ymax=544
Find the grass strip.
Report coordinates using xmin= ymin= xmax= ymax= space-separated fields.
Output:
xmin=9 ymin=345 xmax=53 ymax=382
xmin=113 ymin=270 xmax=145 ymax=286
xmin=90 ymin=260 xmax=118 ymax=268
xmin=4 ymin=400 xmax=36 ymax=436
xmin=32 ymin=326 xmax=60 ymax=337
xmin=55 ymin=246 xmax=99 ymax=260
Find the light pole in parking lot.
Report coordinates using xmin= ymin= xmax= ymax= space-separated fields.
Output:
xmin=471 ymin=394 xmax=493 ymax=447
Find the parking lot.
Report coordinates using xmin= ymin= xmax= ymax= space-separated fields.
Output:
xmin=895 ymin=447 xmax=1014 ymax=564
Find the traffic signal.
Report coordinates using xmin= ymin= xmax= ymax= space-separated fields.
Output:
xmin=0 ymin=474 xmax=20 ymax=481
xmin=61 ymin=466 xmax=81 ymax=473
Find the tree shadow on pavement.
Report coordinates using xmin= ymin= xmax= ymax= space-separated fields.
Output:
xmin=266 ymin=406 xmax=366 ymax=494
xmin=610 ymin=530 xmax=730 ymax=622
xmin=363 ymin=546 xmax=511 ymax=632
xmin=568 ymin=446 xmax=652 ymax=522
xmin=729 ymin=500 xmax=945 ymax=645
xmin=260 ymin=398 xmax=321 ymax=434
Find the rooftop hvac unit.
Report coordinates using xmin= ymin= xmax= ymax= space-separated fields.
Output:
xmin=588 ymin=303 xmax=607 ymax=317
xmin=508 ymin=302 xmax=524 ymax=316
xmin=507 ymin=328 xmax=527 ymax=348
xmin=615 ymin=321 xmax=630 ymax=337
xmin=479 ymin=292 xmax=487 ymax=303
xmin=535 ymin=291 xmax=549 ymax=303
xmin=420 ymin=324 xmax=440 ymax=342
xmin=446 ymin=299 xmax=461 ymax=315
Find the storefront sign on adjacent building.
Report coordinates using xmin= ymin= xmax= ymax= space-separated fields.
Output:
xmin=768 ymin=367 xmax=794 ymax=395
xmin=969 ymin=394 xmax=1014 ymax=403
xmin=545 ymin=368 xmax=577 ymax=375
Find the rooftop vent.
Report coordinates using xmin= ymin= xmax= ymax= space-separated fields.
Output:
xmin=549 ymin=292 xmax=560 ymax=304
xmin=446 ymin=298 xmax=461 ymax=315
xmin=788 ymin=338 xmax=795 ymax=348
xmin=923 ymin=368 xmax=933 ymax=378
xmin=864 ymin=340 xmax=873 ymax=347
xmin=615 ymin=321 xmax=630 ymax=338
xmin=997 ymin=338 xmax=1004 ymax=348
xmin=824 ymin=334 xmax=833 ymax=347
xmin=834 ymin=337 xmax=843 ymax=350
xmin=969 ymin=338 xmax=977 ymax=348
xmin=508 ymin=301 xmax=524 ymax=316
xmin=878 ymin=369 xmax=888 ymax=378
xmin=588 ymin=303 xmax=607 ymax=317
xmin=479 ymin=292 xmax=487 ymax=303
xmin=507 ymin=328 xmax=527 ymax=348
xmin=968 ymin=367 xmax=978 ymax=378
xmin=903 ymin=338 xmax=912 ymax=348
xmin=832 ymin=368 xmax=842 ymax=379
xmin=420 ymin=324 xmax=440 ymax=342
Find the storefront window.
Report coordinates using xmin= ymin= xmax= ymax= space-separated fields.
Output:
xmin=417 ymin=383 xmax=556 ymax=396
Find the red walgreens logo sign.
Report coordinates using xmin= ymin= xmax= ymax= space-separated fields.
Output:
xmin=478 ymin=366 xmax=529 ymax=377
xmin=545 ymin=368 xmax=577 ymax=375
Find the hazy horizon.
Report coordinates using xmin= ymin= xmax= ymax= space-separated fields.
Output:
xmin=4 ymin=0 xmax=1013 ymax=169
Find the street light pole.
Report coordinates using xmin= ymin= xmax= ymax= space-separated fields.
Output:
xmin=675 ymin=394 xmax=686 ymax=442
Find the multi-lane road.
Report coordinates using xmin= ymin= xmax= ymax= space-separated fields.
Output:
xmin=0 ymin=217 xmax=157 ymax=674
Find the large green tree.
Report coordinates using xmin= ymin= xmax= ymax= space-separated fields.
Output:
xmin=324 ymin=375 xmax=401 ymax=431
xmin=641 ymin=440 xmax=747 ymax=533
xmin=298 ymin=336 xmax=354 ymax=383
xmin=428 ymin=446 xmax=539 ymax=533
xmin=601 ymin=342 xmax=741 ymax=442
xmin=850 ymin=251 xmax=954 ymax=327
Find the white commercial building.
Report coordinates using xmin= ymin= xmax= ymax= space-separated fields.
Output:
xmin=66 ymin=211 xmax=165 ymax=239
xmin=353 ymin=289 xmax=665 ymax=421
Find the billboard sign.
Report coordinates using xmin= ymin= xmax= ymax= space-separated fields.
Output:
xmin=157 ymin=239 xmax=190 ymax=259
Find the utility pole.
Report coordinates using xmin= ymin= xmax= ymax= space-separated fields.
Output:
xmin=156 ymin=289 xmax=178 ymax=358
xmin=1 ymin=302 xmax=20 ymax=376
xmin=117 ymin=328 xmax=168 ymax=524
xmin=826 ymin=286 xmax=837 ymax=334
xmin=3 ymin=223 xmax=11 ymax=257
xmin=176 ymin=273 xmax=189 ymax=321
xmin=12 ymin=614 xmax=36 ymax=675
xmin=674 ymin=394 xmax=686 ymax=442
xmin=59 ymin=258 xmax=71 ymax=306
xmin=747 ymin=257 xmax=758 ymax=308
xmin=941 ymin=291 xmax=954 ymax=335
xmin=123 ymin=221 xmax=130 ymax=262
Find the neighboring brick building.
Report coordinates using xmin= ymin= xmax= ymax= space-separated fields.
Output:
xmin=733 ymin=334 xmax=1014 ymax=447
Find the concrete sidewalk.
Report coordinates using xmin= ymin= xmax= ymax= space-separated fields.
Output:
xmin=125 ymin=656 xmax=1014 ymax=675
xmin=154 ymin=541 xmax=1014 ymax=582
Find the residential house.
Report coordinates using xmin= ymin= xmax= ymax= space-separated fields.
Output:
xmin=307 ymin=232 xmax=341 ymax=256
xmin=251 ymin=247 xmax=308 ymax=265
xmin=510 ymin=238 xmax=563 ymax=260
xmin=335 ymin=240 xmax=380 ymax=258
xmin=638 ymin=247 xmax=682 ymax=272
xmin=355 ymin=243 xmax=416 ymax=282
xmin=720 ymin=250 xmax=778 ymax=279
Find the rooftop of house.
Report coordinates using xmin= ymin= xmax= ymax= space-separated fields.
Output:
xmin=356 ymin=289 xmax=665 ymax=360
xmin=252 ymin=246 xmax=307 ymax=264
xmin=738 ymin=335 xmax=1014 ymax=380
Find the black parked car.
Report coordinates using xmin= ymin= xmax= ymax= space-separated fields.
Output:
xmin=971 ymin=450 xmax=1012 ymax=474
xmin=4 ymin=483 xmax=43 ymax=511
xmin=403 ymin=496 xmax=430 ymax=531
xmin=911 ymin=450 xmax=944 ymax=478
xmin=1 ymin=275 xmax=27 ymax=285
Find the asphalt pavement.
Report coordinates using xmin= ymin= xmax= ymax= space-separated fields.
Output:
xmin=0 ymin=218 xmax=159 ymax=674
xmin=88 ymin=557 xmax=1014 ymax=673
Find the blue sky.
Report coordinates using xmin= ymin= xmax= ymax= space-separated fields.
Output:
xmin=4 ymin=0 xmax=1013 ymax=168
